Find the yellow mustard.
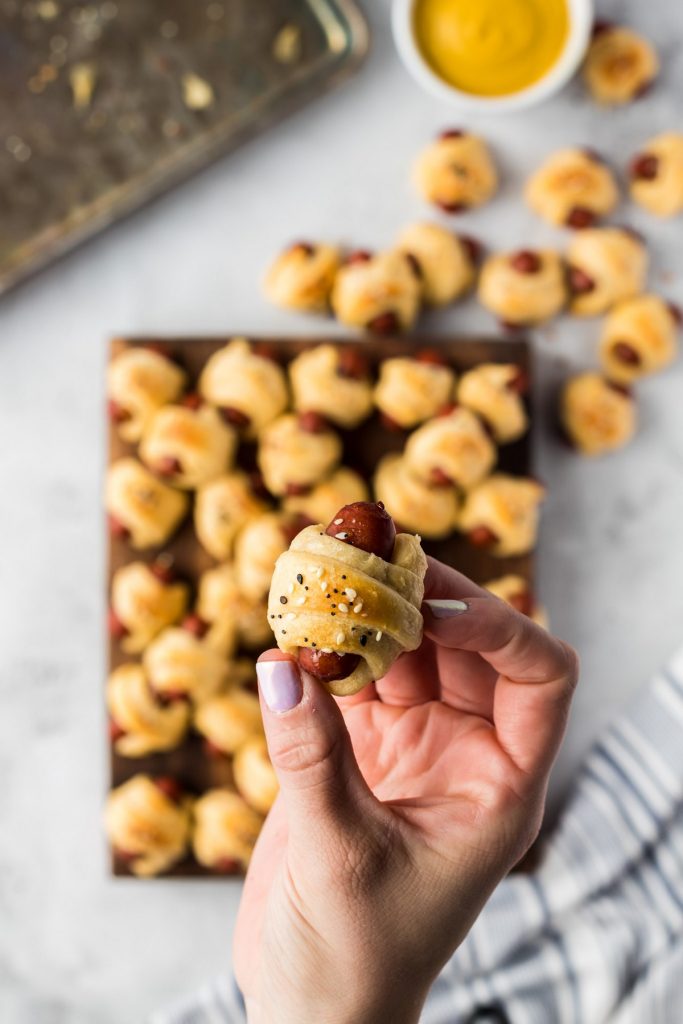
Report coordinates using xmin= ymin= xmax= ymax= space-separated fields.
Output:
xmin=413 ymin=0 xmax=570 ymax=97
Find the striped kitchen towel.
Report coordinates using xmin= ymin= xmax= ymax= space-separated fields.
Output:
xmin=153 ymin=645 xmax=683 ymax=1024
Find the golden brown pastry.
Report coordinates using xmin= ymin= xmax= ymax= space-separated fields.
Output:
xmin=257 ymin=413 xmax=342 ymax=498
xmin=194 ymin=689 xmax=263 ymax=756
xmin=459 ymin=474 xmax=545 ymax=557
xmin=234 ymin=512 xmax=298 ymax=602
xmin=395 ymin=222 xmax=479 ymax=305
xmin=196 ymin=562 xmax=271 ymax=653
xmin=478 ymin=249 xmax=567 ymax=326
xmin=525 ymin=148 xmax=619 ymax=229
xmin=374 ymin=453 xmax=460 ymax=539
xmin=107 ymin=346 xmax=186 ymax=444
xmin=263 ymin=241 xmax=340 ymax=313
xmin=560 ymin=372 xmax=636 ymax=456
xmin=107 ymin=664 xmax=190 ymax=757
xmin=198 ymin=337 xmax=289 ymax=437
xmin=139 ymin=403 xmax=235 ymax=490
xmin=143 ymin=625 xmax=232 ymax=703
xmin=106 ymin=458 xmax=189 ymax=549
xmin=484 ymin=575 xmax=548 ymax=629
xmin=194 ymin=471 xmax=269 ymax=561
xmin=413 ymin=130 xmax=498 ymax=212
xmin=404 ymin=406 xmax=496 ymax=490
xmin=374 ymin=353 xmax=455 ymax=429
xmin=457 ymin=363 xmax=529 ymax=444
xmin=195 ymin=562 xmax=242 ymax=655
xmin=289 ymin=344 xmax=374 ymax=428
xmin=233 ymin=736 xmax=279 ymax=815
xmin=104 ymin=775 xmax=191 ymax=877
xmin=237 ymin=601 xmax=273 ymax=652
xmin=192 ymin=789 xmax=263 ymax=872
xmin=268 ymin=502 xmax=427 ymax=696
xmin=330 ymin=250 xmax=421 ymax=334
xmin=583 ymin=24 xmax=659 ymax=105
xmin=284 ymin=467 xmax=369 ymax=525
xmin=629 ymin=133 xmax=683 ymax=218
xmin=567 ymin=228 xmax=648 ymax=317
xmin=109 ymin=560 xmax=189 ymax=653
xmin=599 ymin=295 xmax=680 ymax=384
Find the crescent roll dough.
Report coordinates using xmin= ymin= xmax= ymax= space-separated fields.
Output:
xmin=104 ymin=775 xmax=191 ymax=877
xmin=233 ymin=736 xmax=279 ymax=815
xmin=192 ymin=789 xmax=263 ymax=871
xmin=403 ymin=407 xmax=496 ymax=490
xmin=194 ymin=471 xmax=269 ymax=561
xmin=143 ymin=627 xmax=231 ymax=703
xmin=199 ymin=338 xmax=289 ymax=438
xmin=459 ymin=474 xmax=545 ymax=557
xmin=457 ymin=363 xmax=529 ymax=444
xmin=599 ymin=294 xmax=679 ymax=383
xmin=106 ymin=458 xmax=189 ymax=549
xmin=107 ymin=664 xmax=190 ymax=757
xmin=110 ymin=561 xmax=189 ymax=653
xmin=107 ymin=346 xmax=186 ymax=443
xmin=374 ymin=453 xmax=461 ymax=539
xmin=257 ymin=414 xmax=342 ymax=497
xmin=289 ymin=344 xmax=374 ymax=428
xmin=139 ymin=404 xmax=235 ymax=490
xmin=268 ymin=524 xmax=427 ymax=696
xmin=374 ymin=357 xmax=455 ymax=429
xmin=194 ymin=689 xmax=263 ymax=756
xmin=283 ymin=467 xmax=369 ymax=525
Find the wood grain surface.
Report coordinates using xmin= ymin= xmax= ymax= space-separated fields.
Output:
xmin=107 ymin=335 xmax=532 ymax=877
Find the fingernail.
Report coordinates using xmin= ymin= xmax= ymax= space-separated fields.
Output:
xmin=425 ymin=599 xmax=469 ymax=619
xmin=257 ymin=660 xmax=303 ymax=713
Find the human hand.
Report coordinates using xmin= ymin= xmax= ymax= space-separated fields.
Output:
xmin=234 ymin=557 xmax=579 ymax=1024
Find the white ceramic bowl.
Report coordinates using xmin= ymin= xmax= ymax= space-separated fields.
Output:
xmin=392 ymin=0 xmax=594 ymax=113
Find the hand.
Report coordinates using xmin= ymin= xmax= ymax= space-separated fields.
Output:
xmin=234 ymin=558 xmax=579 ymax=1024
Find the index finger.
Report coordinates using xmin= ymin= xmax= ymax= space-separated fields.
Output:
xmin=423 ymin=561 xmax=579 ymax=776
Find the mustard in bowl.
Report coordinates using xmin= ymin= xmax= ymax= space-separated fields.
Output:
xmin=393 ymin=0 xmax=593 ymax=111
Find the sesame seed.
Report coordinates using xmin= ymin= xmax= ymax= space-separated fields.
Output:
xmin=270 ymin=614 xmax=275 ymax=619
xmin=342 ymin=575 xmax=347 ymax=579
xmin=321 ymin=647 xmax=333 ymax=654
xmin=331 ymin=612 xmax=336 ymax=616
xmin=334 ymin=518 xmax=343 ymax=525
xmin=286 ymin=613 xmax=295 ymax=620
xmin=354 ymin=602 xmax=363 ymax=614
xmin=311 ymin=642 xmax=317 ymax=647
xmin=282 ymin=629 xmax=287 ymax=635
xmin=280 ymin=596 xmax=288 ymax=605
xmin=295 ymin=596 xmax=305 ymax=606
xmin=360 ymin=635 xmax=367 ymax=647
xmin=314 ymin=567 xmax=323 ymax=578
xmin=376 ymin=631 xmax=382 ymax=641
xmin=288 ymin=583 xmax=294 ymax=594
xmin=296 ymin=573 xmax=303 ymax=584
xmin=336 ymin=632 xmax=345 ymax=645
xmin=335 ymin=532 xmax=349 ymax=540
xmin=304 ymin=637 xmax=308 ymax=642
xmin=338 ymin=602 xmax=349 ymax=613
xmin=319 ymin=581 xmax=327 ymax=591
xmin=304 ymin=586 xmax=309 ymax=591
xmin=344 ymin=588 xmax=357 ymax=600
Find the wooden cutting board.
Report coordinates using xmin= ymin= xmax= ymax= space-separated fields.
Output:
xmin=107 ymin=335 xmax=533 ymax=877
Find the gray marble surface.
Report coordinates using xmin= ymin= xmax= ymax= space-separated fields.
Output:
xmin=1 ymin=1 xmax=683 ymax=1021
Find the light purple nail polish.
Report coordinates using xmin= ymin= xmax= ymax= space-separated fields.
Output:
xmin=424 ymin=599 xmax=469 ymax=619
xmin=257 ymin=660 xmax=303 ymax=713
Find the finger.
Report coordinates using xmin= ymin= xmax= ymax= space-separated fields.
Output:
xmin=375 ymin=640 xmax=440 ymax=706
xmin=424 ymin=598 xmax=579 ymax=775
xmin=256 ymin=650 xmax=382 ymax=849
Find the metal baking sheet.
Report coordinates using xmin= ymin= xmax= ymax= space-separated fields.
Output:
xmin=0 ymin=0 xmax=368 ymax=294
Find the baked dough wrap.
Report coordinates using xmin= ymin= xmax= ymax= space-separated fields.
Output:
xmin=268 ymin=525 xmax=427 ymax=696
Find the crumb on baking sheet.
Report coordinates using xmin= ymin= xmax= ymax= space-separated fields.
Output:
xmin=36 ymin=0 xmax=59 ymax=19
xmin=69 ymin=62 xmax=97 ymax=109
xmin=181 ymin=72 xmax=214 ymax=110
xmin=272 ymin=23 xmax=302 ymax=65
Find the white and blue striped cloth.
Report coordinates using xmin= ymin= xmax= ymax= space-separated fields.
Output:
xmin=154 ymin=647 xmax=683 ymax=1024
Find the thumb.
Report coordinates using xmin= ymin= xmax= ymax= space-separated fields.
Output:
xmin=256 ymin=651 xmax=378 ymax=846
